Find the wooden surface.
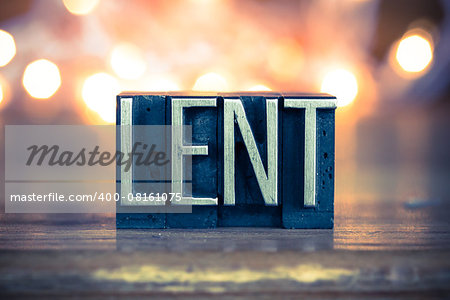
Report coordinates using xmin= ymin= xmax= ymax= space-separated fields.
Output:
xmin=1 ymin=200 xmax=450 ymax=299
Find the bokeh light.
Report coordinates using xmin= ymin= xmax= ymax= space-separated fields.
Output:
xmin=396 ymin=34 xmax=433 ymax=73
xmin=247 ymin=84 xmax=272 ymax=91
xmin=0 ymin=75 xmax=10 ymax=109
xmin=193 ymin=72 xmax=228 ymax=91
xmin=146 ymin=78 xmax=180 ymax=91
xmin=110 ymin=43 xmax=147 ymax=80
xmin=190 ymin=0 xmax=221 ymax=4
xmin=62 ymin=0 xmax=100 ymax=16
xmin=82 ymin=72 xmax=120 ymax=123
xmin=321 ymin=69 xmax=358 ymax=107
xmin=0 ymin=29 xmax=16 ymax=67
xmin=267 ymin=39 xmax=304 ymax=81
xmin=0 ymin=82 xmax=3 ymax=103
xmin=22 ymin=59 xmax=61 ymax=99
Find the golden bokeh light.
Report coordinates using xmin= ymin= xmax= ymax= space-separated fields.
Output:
xmin=193 ymin=72 xmax=228 ymax=91
xmin=267 ymin=38 xmax=304 ymax=81
xmin=0 ymin=75 xmax=10 ymax=109
xmin=82 ymin=72 xmax=120 ymax=123
xmin=247 ymin=84 xmax=272 ymax=91
xmin=0 ymin=81 xmax=3 ymax=103
xmin=190 ymin=0 xmax=220 ymax=3
xmin=0 ymin=29 xmax=16 ymax=67
xmin=62 ymin=0 xmax=100 ymax=15
xmin=23 ymin=59 xmax=61 ymax=99
xmin=119 ymin=76 xmax=180 ymax=92
xmin=146 ymin=78 xmax=180 ymax=91
xmin=321 ymin=69 xmax=358 ymax=107
xmin=396 ymin=34 xmax=433 ymax=73
xmin=110 ymin=43 xmax=147 ymax=80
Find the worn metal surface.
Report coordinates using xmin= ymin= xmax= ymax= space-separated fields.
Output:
xmin=119 ymin=97 xmax=133 ymax=205
xmin=282 ymin=97 xmax=336 ymax=229
xmin=223 ymin=97 xmax=278 ymax=206
xmin=117 ymin=93 xmax=337 ymax=228
xmin=116 ymin=95 xmax=168 ymax=228
xmin=171 ymin=97 xmax=218 ymax=206
xmin=284 ymin=98 xmax=337 ymax=207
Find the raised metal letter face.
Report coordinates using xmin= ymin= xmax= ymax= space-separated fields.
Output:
xmin=171 ymin=98 xmax=218 ymax=205
xmin=224 ymin=98 xmax=278 ymax=206
xmin=120 ymin=98 xmax=133 ymax=206
xmin=284 ymin=99 xmax=336 ymax=207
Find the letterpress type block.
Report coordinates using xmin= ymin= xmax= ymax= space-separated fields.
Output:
xmin=116 ymin=92 xmax=336 ymax=229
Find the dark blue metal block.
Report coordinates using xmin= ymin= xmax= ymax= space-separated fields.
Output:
xmin=316 ymin=109 xmax=335 ymax=213
xmin=165 ymin=96 xmax=218 ymax=228
xmin=281 ymin=95 xmax=335 ymax=229
xmin=218 ymin=95 xmax=281 ymax=227
xmin=117 ymin=92 xmax=336 ymax=229
xmin=116 ymin=95 xmax=167 ymax=229
xmin=165 ymin=206 xmax=217 ymax=228
xmin=116 ymin=213 xmax=165 ymax=229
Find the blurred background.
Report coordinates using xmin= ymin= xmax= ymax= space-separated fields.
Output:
xmin=0 ymin=0 xmax=449 ymax=225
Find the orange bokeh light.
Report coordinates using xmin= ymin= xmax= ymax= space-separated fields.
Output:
xmin=82 ymin=72 xmax=121 ymax=123
xmin=62 ymin=0 xmax=100 ymax=15
xmin=193 ymin=72 xmax=229 ymax=92
xmin=22 ymin=59 xmax=62 ymax=99
xmin=0 ymin=29 xmax=16 ymax=67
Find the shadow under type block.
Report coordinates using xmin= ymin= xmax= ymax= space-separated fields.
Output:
xmin=116 ymin=92 xmax=336 ymax=229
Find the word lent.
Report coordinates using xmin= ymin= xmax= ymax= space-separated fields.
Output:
xmin=117 ymin=92 xmax=336 ymax=229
